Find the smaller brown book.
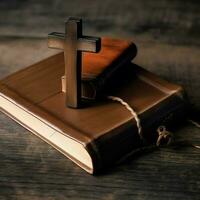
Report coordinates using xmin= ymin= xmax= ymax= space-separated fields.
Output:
xmin=61 ymin=37 xmax=137 ymax=99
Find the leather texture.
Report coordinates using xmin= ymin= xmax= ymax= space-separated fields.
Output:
xmin=82 ymin=37 xmax=137 ymax=80
xmin=0 ymin=49 xmax=186 ymax=173
xmin=0 ymin=54 xmax=184 ymax=143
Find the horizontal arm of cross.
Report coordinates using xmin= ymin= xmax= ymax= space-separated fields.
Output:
xmin=48 ymin=32 xmax=101 ymax=53
xmin=77 ymin=36 xmax=101 ymax=53
xmin=48 ymin=32 xmax=65 ymax=49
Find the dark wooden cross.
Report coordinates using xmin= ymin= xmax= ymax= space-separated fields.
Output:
xmin=48 ymin=17 xmax=101 ymax=108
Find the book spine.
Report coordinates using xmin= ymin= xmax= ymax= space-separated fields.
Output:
xmin=95 ymin=43 xmax=137 ymax=95
xmin=82 ymin=43 xmax=137 ymax=100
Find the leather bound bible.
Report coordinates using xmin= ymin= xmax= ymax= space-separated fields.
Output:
xmin=0 ymin=51 xmax=186 ymax=174
xmin=61 ymin=37 xmax=137 ymax=99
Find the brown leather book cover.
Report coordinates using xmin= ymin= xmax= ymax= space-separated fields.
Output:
xmin=61 ymin=37 xmax=137 ymax=99
xmin=0 ymin=51 xmax=186 ymax=174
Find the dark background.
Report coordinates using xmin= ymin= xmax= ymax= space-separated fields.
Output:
xmin=0 ymin=1 xmax=200 ymax=200
xmin=0 ymin=0 xmax=199 ymax=42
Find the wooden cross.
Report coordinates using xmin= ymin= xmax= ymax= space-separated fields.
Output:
xmin=48 ymin=17 xmax=101 ymax=108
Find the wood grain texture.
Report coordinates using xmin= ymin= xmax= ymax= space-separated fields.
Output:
xmin=0 ymin=1 xmax=200 ymax=199
xmin=0 ymin=38 xmax=200 ymax=200
xmin=0 ymin=112 xmax=200 ymax=200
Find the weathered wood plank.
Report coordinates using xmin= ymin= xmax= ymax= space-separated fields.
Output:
xmin=0 ymin=38 xmax=200 ymax=200
xmin=0 ymin=112 xmax=200 ymax=200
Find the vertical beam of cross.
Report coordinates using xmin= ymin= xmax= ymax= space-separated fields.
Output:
xmin=48 ymin=17 xmax=101 ymax=108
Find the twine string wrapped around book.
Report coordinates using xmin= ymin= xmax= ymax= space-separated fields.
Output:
xmin=108 ymin=95 xmax=200 ymax=150
xmin=107 ymin=96 xmax=143 ymax=139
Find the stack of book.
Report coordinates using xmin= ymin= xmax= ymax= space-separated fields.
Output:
xmin=0 ymin=37 xmax=187 ymax=174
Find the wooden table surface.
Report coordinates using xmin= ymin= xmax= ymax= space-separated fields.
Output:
xmin=0 ymin=1 xmax=200 ymax=199
xmin=0 ymin=113 xmax=200 ymax=200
